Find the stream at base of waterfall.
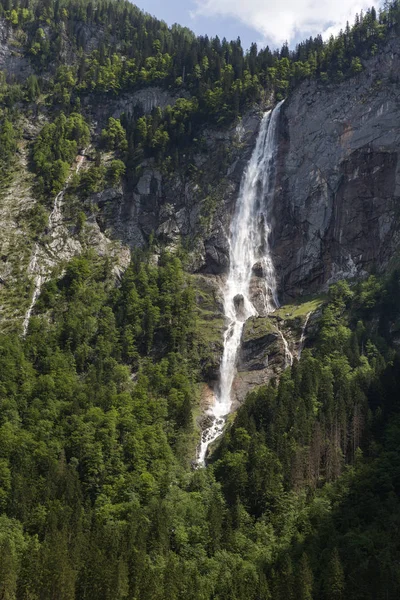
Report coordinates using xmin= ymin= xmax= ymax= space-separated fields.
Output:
xmin=198 ymin=102 xmax=286 ymax=465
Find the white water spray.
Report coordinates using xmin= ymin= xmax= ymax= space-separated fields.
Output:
xmin=278 ymin=328 xmax=294 ymax=367
xmin=298 ymin=312 xmax=312 ymax=359
xmin=198 ymin=102 xmax=284 ymax=464
xmin=49 ymin=152 xmax=86 ymax=229
xmin=22 ymin=151 xmax=87 ymax=336
xmin=22 ymin=244 xmax=42 ymax=336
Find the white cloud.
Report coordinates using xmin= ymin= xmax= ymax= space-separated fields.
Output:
xmin=192 ymin=0 xmax=375 ymax=46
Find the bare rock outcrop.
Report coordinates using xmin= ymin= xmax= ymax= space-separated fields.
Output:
xmin=272 ymin=36 xmax=400 ymax=300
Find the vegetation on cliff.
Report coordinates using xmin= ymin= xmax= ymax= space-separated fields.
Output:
xmin=1 ymin=0 xmax=400 ymax=598
xmin=1 ymin=0 xmax=400 ymax=175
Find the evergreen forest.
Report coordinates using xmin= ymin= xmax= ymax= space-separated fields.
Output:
xmin=0 ymin=0 xmax=400 ymax=598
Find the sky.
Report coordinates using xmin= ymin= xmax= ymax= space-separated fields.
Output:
xmin=135 ymin=0 xmax=380 ymax=50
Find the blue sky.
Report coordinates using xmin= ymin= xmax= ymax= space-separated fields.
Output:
xmin=135 ymin=0 xmax=380 ymax=50
xmin=135 ymin=0 xmax=261 ymax=49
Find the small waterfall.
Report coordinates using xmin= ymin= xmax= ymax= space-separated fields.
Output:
xmin=22 ymin=151 xmax=87 ymax=336
xmin=198 ymin=101 xmax=284 ymax=464
xmin=298 ymin=312 xmax=312 ymax=359
xmin=49 ymin=152 xmax=86 ymax=229
xmin=48 ymin=188 xmax=66 ymax=229
xmin=22 ymin=244 xmax=42 ymax=337
xmin=278 ymin=328 xmax=294 ymax=367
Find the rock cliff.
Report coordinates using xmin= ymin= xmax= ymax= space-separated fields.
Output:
xmin=92 ymin=108 xmax=261 ymax=272
xmin=3 ymin=22 xmax=400 ymax=404
xmin=272 ymin=36 xmax=400 ymax=300
xmin=94 ymin=36 xmax=400 ymax=309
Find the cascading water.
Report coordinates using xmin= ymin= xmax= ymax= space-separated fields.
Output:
xmin=298 ymin=312 xmax=312 ymax=359
xmin=22 ymin=151 xmax=87 ymax=337
xmin=198 ymin=101 xmax=284 ymax=464
xmin=22 ymin=244 xmax=42 ymax=337
xmin=278 ymin=329 xmax=294 ymax=368
xmin=48 ymin=151 xmax=86 ymax=229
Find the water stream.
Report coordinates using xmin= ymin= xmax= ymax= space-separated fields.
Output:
xmin=198 ymin=101 xmax=284 ymax=464
xmin=49 ymin=152 xmax=86 ymax=229
xmin=22 ymin=151 xmax=86 ymax=336
xmin=22 ymin=244 xmax=42 ymax=336
xmin=298 ymin=312 xmax=312 ymax=359
xmin=278 ymin=328 xmax=294 ymax=367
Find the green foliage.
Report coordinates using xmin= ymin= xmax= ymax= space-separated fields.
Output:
xmin=0 ymin=118 xmax=18 ymax=171
xmin=26 ymin=202 xmax=48 ymax=237
xmin=101 ymin=118 xmax=128 ymax=153
xmin=0 ymin=244 xmax=400 ymax=599
xmin=32 ymin=112 xmax=90 ymax=196
xmin=0 ymin=71 xmax=23 ymax=108
xmin=29 ymin=26 xmax=50 ymax=65
xmin=1 ymin=0 xmax=395 ymax=165
xmin=324 ymin=549 xmax=345 ymax=600
xmin=107 ymin=159 xmax=126 ymax=185
xmin=25 ymin=74 xmax=40 ymax=102
xmin=73 ymin=211 xmax=86 ymax=235
xmin=79 ymin=164 xmax=106 ymax=195
xmin=53 ymin=65 xmax=77 ymax=106
xmin=208 ymin=273 xmax=400 ymax=598
xmin=351 ymin=56 xmax=363 ymax=74
xmin=1 ymin=0 xmax=400 ymax=597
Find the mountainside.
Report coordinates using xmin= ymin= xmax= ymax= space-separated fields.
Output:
xmin=1 ymin=0 xmax=400 ymax=598
xmin=274 ymin=35 xmax=400 ymax=298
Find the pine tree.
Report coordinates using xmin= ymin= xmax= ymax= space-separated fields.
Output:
xmin=297 ymin=553 xmax=313 ymax=600
xmin=324 ymin=548 xmax=345 ymax=600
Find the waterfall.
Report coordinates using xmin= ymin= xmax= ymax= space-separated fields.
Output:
xmin=22 ymin=151 xmax=87 ymax=336
xmin=278 ymin=328 xmax=294 ymax=367
xmin=198 ymin=101 xmax=284 ymax=464
xmin=22 ymin=244 xmax=42 ymax=337
xmin=49 ymin=152 xmax=86 ymax=229
xmin=298 ymin=312 xmax=312 ymax=359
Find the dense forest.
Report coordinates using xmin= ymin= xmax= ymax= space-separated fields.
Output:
xmin=1 ymin=252 xmax=400 ymax=599
xmin=1 ymin=0 xmax=400 ymax=598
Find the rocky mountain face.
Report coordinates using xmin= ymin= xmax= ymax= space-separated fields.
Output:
xmin=90 ymin=38 xmax=400 ymax=404
xmin=2 ymin=19 xmax=400 ymax=402
xmin=96 ymin=37 xmax=400 ymax=307
xmin=272 ymin=35 xmax=400 ymax=300
xmin=92 ymin=103 xmax=261 ymax=270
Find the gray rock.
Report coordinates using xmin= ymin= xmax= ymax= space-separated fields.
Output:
xmin=272 ymin=36 xmax=400 ymax=299
xmin=0 ymin=20 xmax=32 ymax=81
